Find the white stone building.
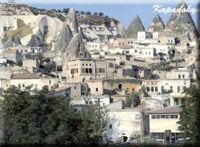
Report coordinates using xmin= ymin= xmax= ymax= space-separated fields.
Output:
xmin=107 ymin=108 xmax=142 ymax=142
xmin=8 ymin=73 xmax=58 ymax=90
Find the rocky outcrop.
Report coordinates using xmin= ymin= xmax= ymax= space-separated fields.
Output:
xmin=54 ymin=24 xmax=72 ymax=52
xmin=166 ymin=1 xmax=199 ymax=42
xmin=4 ymin=35 xmax=21 ymax=48
xmin=116 ymin=22 xmax=126 ymax=36
xmin=125 ymin=16 xmax=145 ymax=38
xmin=64 ymin=32 xmax=91 ymax=60
xmin=28 ymin=30 xmax=44 ymax=47
xmin=147 ymin=14 xmax=165 ymax=33
xmin=65 ymin=8 xmax=78 ymax=35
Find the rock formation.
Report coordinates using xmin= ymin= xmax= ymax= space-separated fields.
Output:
xmin=4 ymin=35 xmax=21 ymax=48
xmin=147 ymin=14 xmax=165 ymax=33
xmin=54 ymin=24 xmax=72 ymax=52
xmin=166 ymin=1 xmax=199 ymax=42
xmin=63 ymin=32 xmax=91 ymax=60
xmin=65 ymin=8 xmax=79 ymax=35
xmin=116 ymin=22 xmax=126 ymax=36
xmin=125 ymin=16 xmax=145 ymax=38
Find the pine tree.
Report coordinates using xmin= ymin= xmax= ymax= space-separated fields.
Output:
xmin=177 ymin=85 xmax=200 ymax=145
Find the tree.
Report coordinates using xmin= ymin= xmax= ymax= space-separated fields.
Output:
xmin=1 ymin=86 xmax=71 ymax=144
xmin=70 ymin=104 xmax=107 ymax=145
xmin=140 ymin=86 xmax=150 ymax=97
xmin=44 ymin=62 xmax=56 ymax=73
xmin=177 ymin=85 xmax=200 ymax=145
xmin=143 ymin=135 xmax=156 ymax=144
xmin=86 ymin=11 xmax=91 ymax=15
xmin=99 ymin=12 xmax=104 ymax=16
xmin=125 ymin=92 xmax=141 ymax=107
xmin=1 ymin=86 xmax=107 ymax=145
xmin=62 ymin=8 xmax=69 ymax=14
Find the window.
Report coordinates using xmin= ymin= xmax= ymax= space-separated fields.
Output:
xmin=178 ymin=75 xmax=181 ymax=79
xmin=118 ymin=84 xmax=122 ymax=89
xmin=155 ymin=87 xmax=158 ymax=92
xmin=151 ymin=87 xmax=154 ymax=92
xmin=82 ymin=68 xmax=86 ymax=73
xmin=146 ymin=87 xmax=150 ymax=92
xmin=109 ymin=124 xmax=112 ymax=129
xmin=49 ymin=80 xmax=51 ymax=84
xmin=161 ymin=115 xmax=166 ymax=118
xmin=22 ymin=84 xmax=25 ymax=87
xmin=74 ymin=87 xmax=76 ymax=90
xmin=152 ymin=115 xmax=156 ymax=119
xmin=156 ymin=115 xmax=161 ymax=119
xmin=96 ymin=88 xmax=98 ymax=92
xmin=177 ymin=86 xmax=180 ymax=93
xmin=174 ymin=98 xmax=179 ymax=105
xmin=182 ymin=75 xmax=185 ymax=79
xmin=71 ymin=69 xmax=74 ymax=74
xmin=170 ymin=86 xmax=173 ymax=91
xmin=82 ymin=64 xmax=84 ymax=66
xmin=171 ymin=115 xmax=178 ymax=119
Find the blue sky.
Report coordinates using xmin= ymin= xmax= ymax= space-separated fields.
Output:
xmin=1 ymin=0 xmax=199 ymax=30
xmin=0 ymin=0 xmax=199 ymax=4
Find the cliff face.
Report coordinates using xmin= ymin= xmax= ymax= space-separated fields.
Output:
xmin=63 ymin=32 xmax=91 ymax=61
xmin=125 ymin=16 xmax=145 ymax=38
xmin=0 ymin=3 xmax=125 ymax=50
xmin=165 ymin=1 xmax=199 ymax=42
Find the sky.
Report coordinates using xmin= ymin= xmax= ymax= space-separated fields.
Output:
xmin=0 ymin=0 xmax=199 ymax=4
xmin=0 ymin=0 xmax=199 ymax=30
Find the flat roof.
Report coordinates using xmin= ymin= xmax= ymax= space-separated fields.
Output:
xmin=145 ymin=106 xmax=181 ymax=114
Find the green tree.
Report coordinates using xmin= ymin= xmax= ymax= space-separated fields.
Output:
xmin=69 ymin=98 xmax=107 ymax=145
xmin=1 ymin=86 xmax=107 ymax=145
xmin=143 ymin=135 xmax=156 ymax=144
xmin=1 ymin=86 xmax=71 ymax=144
xmin=177 ymin=85 xmax=200 ymax=145
xmin=125 ymin=92 xmax=141 ymax=107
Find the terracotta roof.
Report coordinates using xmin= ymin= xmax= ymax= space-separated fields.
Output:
xmin=145 ymin=106 xmax=181 ymax=114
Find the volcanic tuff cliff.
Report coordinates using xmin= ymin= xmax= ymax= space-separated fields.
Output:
xmin=0 ymin=3 xmax=125 ymax=50
xmin=124 ymin=16 xmax=145 ymax=39
xmin=165 ymin=1 xmax=199 ymax=42
xmin=63 ymin=32 xmax=91 ymax=61
xmin=147 ymin=14 xmax=165 ymax=33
